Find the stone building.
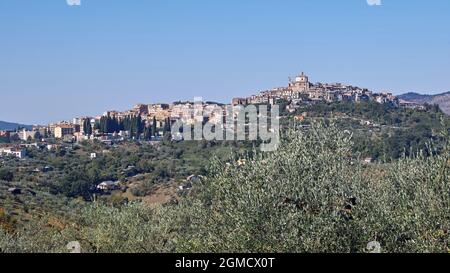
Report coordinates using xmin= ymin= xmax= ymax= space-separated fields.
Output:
xmin=289 ymin=72 xmax=310 ymax=92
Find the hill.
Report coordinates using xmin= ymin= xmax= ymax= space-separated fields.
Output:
xmin=398 ymin=92 xmax=450 ymax=115
xmin=0 ymin=120 xmax=32 ymax=131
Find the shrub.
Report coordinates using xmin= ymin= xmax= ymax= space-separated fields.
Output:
xmin=0 ymin=168 xmax=14 ymax=182
xmin=0 ymin=204 xmax=182 ymax=253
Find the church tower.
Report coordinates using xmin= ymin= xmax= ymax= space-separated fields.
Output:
xmin=292 ymin=72 xmax=309 ymax=92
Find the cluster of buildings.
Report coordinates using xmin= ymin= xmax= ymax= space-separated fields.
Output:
xmin=232 ymin=72 xmax=399 ymax=107
xmin=0 ymin=72 xmax=402 ymax=158
xmin=102 ymin=102 xmax=226 ymax=126
xmin=0 ymin=127 xmax=45 ymax=142
xmin=0 ymin=102 xmax=226 ymax=147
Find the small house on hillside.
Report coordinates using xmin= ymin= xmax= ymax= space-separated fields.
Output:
xmin=97 ymin=181 xmax=120 ymax=191
xmin=363 ymin=157 xmax=374 ymax=164
xmin=0 ymin=147 xmax=26 ymax=159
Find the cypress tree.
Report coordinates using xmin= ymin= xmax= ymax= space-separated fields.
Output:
xmin=136 ymin=115 xmax=143 ymax=138
xmin=83 ymin=119 xmax=92 ymax=135
xmin=152 ymin=116 xmax=157 ymax=137
xmin=143 ymin=126 xmax=152 ymax=140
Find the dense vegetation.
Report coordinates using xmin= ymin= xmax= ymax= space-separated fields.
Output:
xmin=1 ymin=123 xmax=449 ymax=253
xmin=94 ymin=115 xmax=172 ymax=140
xmin=290 ymin=101 xmax=449 ymax=159
xmin=1 ymin=139 xmax=248 ymax=202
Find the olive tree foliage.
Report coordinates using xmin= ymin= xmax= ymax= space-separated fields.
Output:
xmin=178 ymin=124 xmax=371 ymax=252
xmin=0 ymin=204 xmax=183 ymax=253
xmin=0 ymin=216 xmax=74 ymax=253
xmin=77 ymin=203 xmax=182 ymax=253
xmin=178 ymin=123 xmax=450 ymax=253
xmin=1 ymin=123 xmax=449 ymax=253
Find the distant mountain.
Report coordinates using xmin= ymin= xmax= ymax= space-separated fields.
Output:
xmin=398 ymin=91 xmax=450 ymax=115
xmin=0 ymin=120 xmax=32 ymax=131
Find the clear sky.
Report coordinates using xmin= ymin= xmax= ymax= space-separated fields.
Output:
xmin=1 ymin=0 xmax=449 ymax=124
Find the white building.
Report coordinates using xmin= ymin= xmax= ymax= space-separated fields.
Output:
xmin=0 ymin=147 xmax=26 ymax=158
xmin=97 ymin=181 xmax=120 ymax=191
xmin=18 ymin=128 xmax=36 ymax=141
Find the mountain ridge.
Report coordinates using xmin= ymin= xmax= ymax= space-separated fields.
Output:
xmin=398 ymin=91 xmax=450 ymax=115
xmin=0 ymin=120 xmax=33 ymax=131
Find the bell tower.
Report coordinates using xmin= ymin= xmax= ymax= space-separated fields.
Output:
xmin=294 ymin=72 xmax=309 ymax=92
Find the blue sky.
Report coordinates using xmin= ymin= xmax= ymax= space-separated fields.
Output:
xmin=1 ymin=0 xmax=449 ymax=124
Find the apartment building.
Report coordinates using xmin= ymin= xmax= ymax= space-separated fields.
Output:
xmin=54 ymin=124 xmax=74 ymax=139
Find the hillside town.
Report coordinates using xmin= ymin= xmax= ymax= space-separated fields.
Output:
xmin=0 ymin=73 xmax=402 ymax=159
xmin=232 ymin=72 xmax=399 ymax=106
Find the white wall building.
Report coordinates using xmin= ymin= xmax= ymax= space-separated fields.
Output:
xmin=0 ymin=147 xmax=26 ymax=158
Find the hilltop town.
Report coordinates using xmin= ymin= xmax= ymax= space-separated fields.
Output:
xmin=0 ymin=73 xmax=414 ymax=158
xmin=233 ymin=72 xmax=398 ymax=106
